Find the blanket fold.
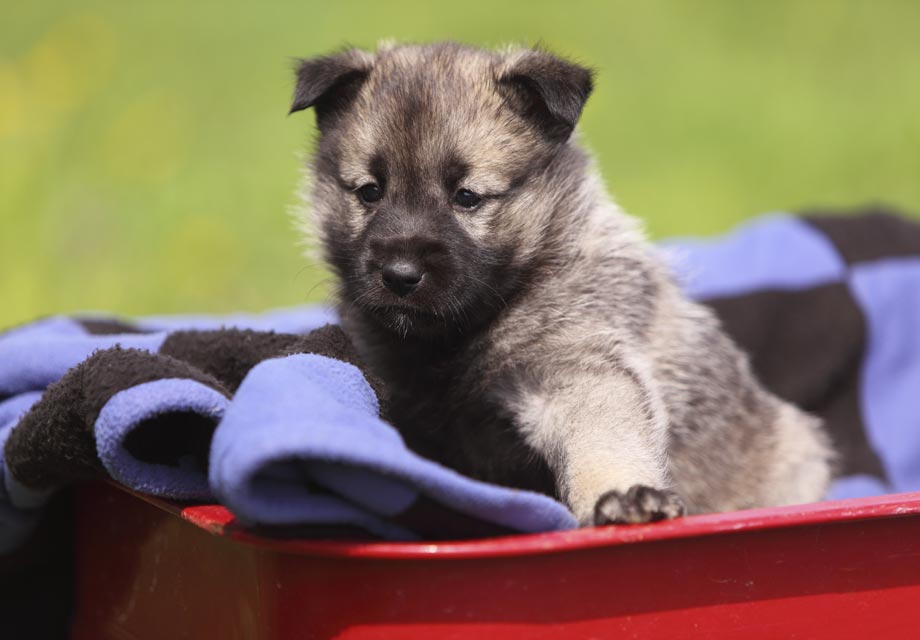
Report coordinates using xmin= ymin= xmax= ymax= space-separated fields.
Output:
xmin=5 ymin=346 xmax=230 ymax=494
xmin=210 ymin=354 xmax=575 ymax=540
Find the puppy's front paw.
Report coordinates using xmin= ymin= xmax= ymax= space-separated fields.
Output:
xmin=593 ymin=485 xmax=686 ymax=526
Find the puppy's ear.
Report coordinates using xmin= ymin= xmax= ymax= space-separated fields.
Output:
xmin=290 ymin=49 xmax=374 ymax=128
xmin=498 ymin=49 xmax=594 ymax=142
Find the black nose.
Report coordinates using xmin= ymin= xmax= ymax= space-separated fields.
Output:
xmin=381 ymin=261 xmax=424 ymax=296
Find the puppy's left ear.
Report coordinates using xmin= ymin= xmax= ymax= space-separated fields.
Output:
xmin=290 ymin=49 xmax=374 ymax=128
xmin=498 ymin=49 xmax=594 ymax=142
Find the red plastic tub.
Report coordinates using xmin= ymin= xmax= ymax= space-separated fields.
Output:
xmin=70 ymin=482 xmax=920 ymax=639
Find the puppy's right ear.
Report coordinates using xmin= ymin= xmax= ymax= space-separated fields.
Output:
xmin=290 ymin=49 xmax=374 ymax=128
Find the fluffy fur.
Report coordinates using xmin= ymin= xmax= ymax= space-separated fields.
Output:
xmin=291 ymin=42 xmax=832 ymax=525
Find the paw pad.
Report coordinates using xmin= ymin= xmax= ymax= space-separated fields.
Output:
xmin=593 ymin=485 xmax=687 ymax=525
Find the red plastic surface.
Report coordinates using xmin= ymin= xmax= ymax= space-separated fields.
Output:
xmin=71 ymin=483 xmax=920 ymax=639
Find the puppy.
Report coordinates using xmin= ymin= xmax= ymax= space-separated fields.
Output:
xmin=290 ymin=42 xmax=832 ymax=525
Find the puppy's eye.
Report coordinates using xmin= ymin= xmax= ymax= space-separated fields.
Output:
xmin=454 ymin=188 xmax=482 ymax=209
xmin=357 ymin=183 xmax=383 ymax=204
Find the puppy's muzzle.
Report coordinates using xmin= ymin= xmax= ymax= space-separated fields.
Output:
xmin=370 ymin=234 xmax=445 ymax=298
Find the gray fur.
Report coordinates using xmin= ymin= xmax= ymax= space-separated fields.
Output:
xmin=292 ymin=42 xmax=833 ymax=525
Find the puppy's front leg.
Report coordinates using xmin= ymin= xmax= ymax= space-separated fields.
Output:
xmin=513 ymin=368 xmax=686 ymax=526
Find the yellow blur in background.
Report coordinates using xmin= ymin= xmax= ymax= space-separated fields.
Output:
xmin=2 ymin=1 xmax=919 ymax=327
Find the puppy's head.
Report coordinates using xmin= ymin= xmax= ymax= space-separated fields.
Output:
xmin=292 ymin=43 xmax=593 ymax=338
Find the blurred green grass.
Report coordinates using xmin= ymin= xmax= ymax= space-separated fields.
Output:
xmin=2 ymin=1 xmax=919 ymax=328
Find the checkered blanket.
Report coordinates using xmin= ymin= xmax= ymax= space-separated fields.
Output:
xmin=663 ymin=206 xmax=920 ymax=500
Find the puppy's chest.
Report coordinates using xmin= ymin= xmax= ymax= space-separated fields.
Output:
xmin=384 ymin=351 xmax=502 ymax=447
xmin=379 ymin=350 xmax=557 ymax=497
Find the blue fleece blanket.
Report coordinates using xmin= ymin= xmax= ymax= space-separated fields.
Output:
xmin=2 ymin=209 xmax=918 ymax=550
xmin=0 ymin=310 xmax=577 ymax=551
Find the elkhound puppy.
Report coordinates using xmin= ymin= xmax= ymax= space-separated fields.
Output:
xmin=290 ymin=42 xmax=832 ymax=525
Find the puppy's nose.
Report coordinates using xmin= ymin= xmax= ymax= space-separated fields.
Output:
xmin=381 ymin=261 xmax=424 ymax=297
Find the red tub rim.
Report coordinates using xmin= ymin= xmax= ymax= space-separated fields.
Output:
xmin=120 ymin=486 xmax=920 ymax=560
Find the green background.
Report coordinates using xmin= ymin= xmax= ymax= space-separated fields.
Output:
xmin=2 ymin=1 xmax=918 ymax=328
